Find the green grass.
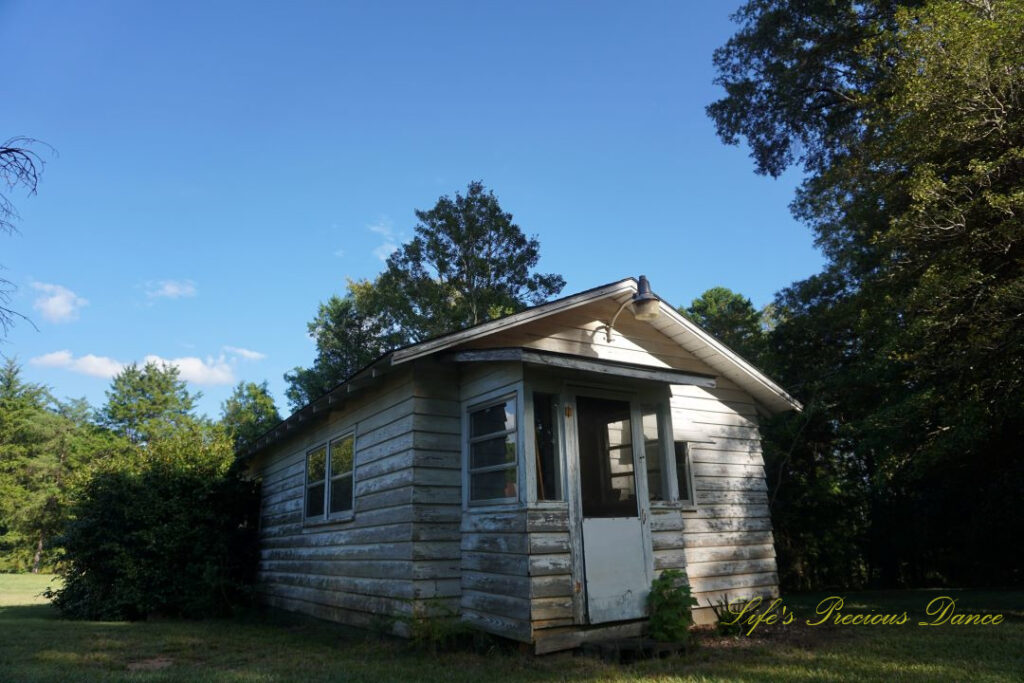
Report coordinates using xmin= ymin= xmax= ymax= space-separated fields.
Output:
xmin=1 ymin=574 xmax=1021 ymax=682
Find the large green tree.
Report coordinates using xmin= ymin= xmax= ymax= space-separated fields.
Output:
xmin=220 ymin=381 xmax=282 ymax=450
xmin=682 ymin=287 xmax=765 ymax=361
xmin=285 ymin=182 xmax=565 ymax=410
xmin=101 ymin=362 xmax=199 ymax=444
xmin=0 ymin=360 xmax=125 ymax=572
xmin=375 ymin=181 xmax=565 ymax=340
xmin=283 ymin=280 xmax=408 ymax=409
xmin=710 ymin=0 xmax=1024 ymax=587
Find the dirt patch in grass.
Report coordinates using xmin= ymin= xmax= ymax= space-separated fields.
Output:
xmin=126 ymin=656 xmax=173 ymax=671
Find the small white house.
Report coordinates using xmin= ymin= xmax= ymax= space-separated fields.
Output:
xmin=245 ymin=277 xmax=800 ymax=653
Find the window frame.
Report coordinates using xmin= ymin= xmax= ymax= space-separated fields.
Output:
xmin=641 ymin=402 xmax=672 ymax=503
xmin=639 ymin=399 xmax=699 ymax=510
xmin=673 ymin=440 xmax=697 ymax=509
xmin=327 ymin=432 xmax=356 ymax=519
xmin=465 ymin=392 xmax=520 ymax=507
xmin=303 ymin=429 xmax=358 ymax=525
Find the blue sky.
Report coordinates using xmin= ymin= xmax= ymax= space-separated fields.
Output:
xmin=1 ymin=1 xmax=821 ymax=418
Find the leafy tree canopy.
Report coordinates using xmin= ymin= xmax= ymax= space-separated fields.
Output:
xmin=285 ymin=181 xmax=564 ymax=410
xmin=101 ymin=362 xmax=199 ymax=444
xmin=375 ymin=180 xmax=565 ymax=340
xmin=682 ymin=287 xmax=765 ymax=361
xmin=710 ymin=0 xmax=1024 ymax=587
xmin=220 ymin=381 xmax=282 ymax=450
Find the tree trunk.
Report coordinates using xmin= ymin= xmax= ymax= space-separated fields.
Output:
xmin=32 ymin=532 xmax=43 ymax=574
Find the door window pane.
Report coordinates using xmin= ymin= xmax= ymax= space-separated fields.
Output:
xmin=577 ymin=396 xmax=638 ymax=517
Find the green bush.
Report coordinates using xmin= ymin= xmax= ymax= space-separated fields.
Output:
xmin=647 ymin=569 xmax=697 ymax=644
xmin=47 ymin=421 xmax=260 ymax=620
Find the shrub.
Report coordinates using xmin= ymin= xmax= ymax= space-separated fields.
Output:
xmin=709 ymin=595 xmax=748 ymax=637
xmin=47 ymin=421 xmax=260 ymax=620
xmin=647 ymin=569 xmax=698 ymax=644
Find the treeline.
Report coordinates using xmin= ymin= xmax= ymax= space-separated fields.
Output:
xmin=708 ymin=0 xmax=1023 ymax=590
xmin=0 ymin=359 xmax=279 ymax=576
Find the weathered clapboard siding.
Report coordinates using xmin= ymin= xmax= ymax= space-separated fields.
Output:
xmin=410 ymin=360 xmax=463 ymax=607
xmin=670 ymin=383 xmax=780 ymax=623
xmin=253 ymin=367 xmax=423 ymax=629
xmin=526 ymin=508 xmax=575 ymax=635
xmin=454 ymin=361 xmax=534 ymax=641
xmin=460 ymin=510 xmax=531 ymax=640
xmin=461 ymin=299 xmax=713 ymax=377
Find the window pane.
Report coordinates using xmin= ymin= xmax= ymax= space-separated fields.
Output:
xmin=307 ymin=447 xmax=326 ymax=483
xmin=578 ymin=396 xmax=638 ymax=517
xmin=471 ymin=468 xmax=516 ymax=501
xmin=675 ymin=442 xmax=692 ymax=502
xmin=470 ymin=434 xmax=516 ymax=469
xmin=471 ymin=400 xmax=515 ymax=437
xmin=329 ymin=474 xmax=353 ymax=514
xmin=330 ymin=435 xmax=354 ymax=476
xmin=643 ymin=408 xmax=663 ymax=501
xmin=534 ymin=392 xmax=560 ymax=501
xmin=306 ymin=482 xmax=325 ymax=518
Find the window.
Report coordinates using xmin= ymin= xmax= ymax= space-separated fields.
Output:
xmin=304 ymin=433 xmax=356 ymax=521
xmin=533 ymin=392 xmax=561 ymax=501
xmin=468 ymin=397 xmax=518 ymax=503
xmin=674 ymin=441 xmax=695 ymax=505
xmin=642 ymin=406 xmax=664 ymax=501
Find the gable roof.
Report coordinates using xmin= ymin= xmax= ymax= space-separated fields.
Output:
xmin=392 ymin=277 xmax=801 ymax=413
xmin=245 ymin=277 xmax=800 ymax=458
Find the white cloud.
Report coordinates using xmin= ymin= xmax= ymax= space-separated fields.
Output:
xmin=223 ymin=345 xmax=267 ymax=361
xmin=373 ymin=241 xmax=398 ymax=261
xmin=368 ymin=221 xmax=393 ymax=237
xmin=333 ymin=248 xmax=345 ymax=258
xmin=30 ymin=350 xmax=73 ymax=367
xmin=31 ymin=349 xmax=235 ymax=385
xmin=30 ymin=350 xmax=124 ymax=378
xmin=145 ymin=279 xmax=197 ymax=299
xmin=143 ymin=354 xmax=235 ymax=385
xmin=368 ymin=219 xmax=400 ymax=261
xmin=31 ymin=282 xmax=88 ymax=323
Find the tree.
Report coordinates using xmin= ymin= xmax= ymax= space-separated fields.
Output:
xmin=682 ymin=287 xmax=765 ymax=361
xmin=0 ymin=360 xmax=125 ymax=572
xmin=50 ymin=418 xmax=259 ymax=619
xmin=1 ymin=137 xmax=50 ymax=335
xmin=709 ymin=0 xmax=1024 ymax=587
xmin=283 ymin=281 xmax=408 ymax=409
xmin=101 ymin=362 xmax=199 ymax=444
xmin=221 ymin=381 xmax=282 ymax=450
xmin=0 ymin=359 xmax=56 ymax=571
xmin=285 ymin=182 xmax=565 ymax=410
xmin=376 ymin=181 xmax=565 ymax=340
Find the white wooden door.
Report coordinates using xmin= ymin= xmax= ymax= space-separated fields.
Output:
xmin=573 ymin=394 xmax=653 ymax=623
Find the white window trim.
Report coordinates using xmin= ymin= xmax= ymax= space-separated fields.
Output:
xmin=303 ymin=429 xmax=358 ymax=525
xmin=464 ymin=391 xmax=520 ymax=508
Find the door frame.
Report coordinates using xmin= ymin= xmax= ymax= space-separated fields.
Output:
xmin=563 ymin=383 xmax=655 ymax=624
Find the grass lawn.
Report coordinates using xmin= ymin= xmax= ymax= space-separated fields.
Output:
xmin=1 ymin=574 xmax=1021 ymax=682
